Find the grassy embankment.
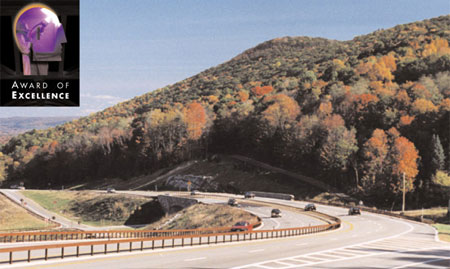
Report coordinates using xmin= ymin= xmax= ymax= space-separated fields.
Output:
xmin=432 ymin=223 xmax=450 ymax=242
xmin=0 ymin=194 xmax=51 ymax=232
xmin=21 ymin=190 xmax=153 ymax=227
xmin=145 ymin=203 xmax=259 ymax=230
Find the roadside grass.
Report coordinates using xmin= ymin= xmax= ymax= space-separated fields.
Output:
xmin=144 ymin=203 xmax=259 ymax=230
xmin=0 ymin=194 xmax=51 ymax=232
xmin=22 ymin=190 xmax=78 ymax=215
xmin=433 ymin=223 xmax=450 ymax=242
xmin=399 ymin=207 xmax=448 ymax=223
xmin=21 ymin=190 xmax=152 ymax=227
xmin=401 ymin=207 xmax=447 ymax=217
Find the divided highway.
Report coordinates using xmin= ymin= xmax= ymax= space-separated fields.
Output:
xmin=1 ymin=193 xmax=448 ymax=268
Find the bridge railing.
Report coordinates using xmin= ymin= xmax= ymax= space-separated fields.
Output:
xmin=0 ymin=220 xmax=340 ymax=265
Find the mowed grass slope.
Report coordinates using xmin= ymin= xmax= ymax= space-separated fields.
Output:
xmin=21 ymin=190 xmax=153 ymax=227
xmin=0 ymin=194 xmax=51 ymax=232
xmin=433 ymin=223 xmax=450 ymax=242
xmin=146 ymin=203 xmax=259 ymax=230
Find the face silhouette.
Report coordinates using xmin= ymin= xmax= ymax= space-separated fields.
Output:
xmin=15 ymin=5 xmax=66 ymax=56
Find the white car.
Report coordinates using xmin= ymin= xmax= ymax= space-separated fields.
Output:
xmin=106 ymin=188 xmax=116 ymax=193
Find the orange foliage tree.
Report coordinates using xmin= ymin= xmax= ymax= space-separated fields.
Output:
xmin=184 ymin=102 xmax=207 ymax=140
xmin=390 ymin=136 xmax=419 ymax=192
xmin=251 ymin=85 xmax=273 ymax=97
xmin=261 ymin=94 xmax=300 ymax=128
xmin=411 ymin=98 xmax=438 ymax=114
xmin=361 ymin=129 xmax=389 ymax=187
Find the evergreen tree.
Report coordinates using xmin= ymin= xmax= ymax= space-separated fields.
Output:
xmin=431 ymin=134 xmax=445 ymax=173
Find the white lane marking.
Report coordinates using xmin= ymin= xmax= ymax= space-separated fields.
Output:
xmin=272 ymin=218 xmax=281 ymax=229
xmin=249 ymin=249 xmax=265 ymax=253
xmin=391 ymin=256 xmax=450 ymax=269
xmin=184 ymin=257 xmax=206 ymax=261
xmin=233 ymin=213 xmax=417 ymax=269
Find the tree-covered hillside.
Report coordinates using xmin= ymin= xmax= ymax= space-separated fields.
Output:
xmin=1 ymin=16 xmax=449 ymax=207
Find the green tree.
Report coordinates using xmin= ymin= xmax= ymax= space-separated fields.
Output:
xmin=431 ymin=134 xmax=445 ymax=173
xmin=320 ymin=126 xmax=358 ymax=172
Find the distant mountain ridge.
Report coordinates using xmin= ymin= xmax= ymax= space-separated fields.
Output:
xmin=0 ymin=117 xmax=77 ymax=136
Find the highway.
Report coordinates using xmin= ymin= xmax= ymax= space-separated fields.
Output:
xmin=1 ymin=196 xmax=448 ymax=268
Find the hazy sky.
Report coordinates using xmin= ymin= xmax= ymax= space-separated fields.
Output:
xmin=1 ymin=0 xmax=448 ymax=118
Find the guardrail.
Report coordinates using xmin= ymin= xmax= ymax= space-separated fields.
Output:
xmin=0 ymin=221 xmax=339 ymax=265
xmin=0 ymin=226 xmax=236 ymax=243
xmin=304 ymin=199 xmax=436 ymax=224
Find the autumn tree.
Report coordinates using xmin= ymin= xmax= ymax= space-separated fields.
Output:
xmin=389 ymin=136 xmax=419 ymax=193
xmin=184 ymin=102 xmax=208 ymax=140
xmin=361 ymin=129 xmax=389 ymax=189
xmin=261 ymin=94 xmax=300 ymax=129
xmin=251 ymin=85 xmax=273 ymax=97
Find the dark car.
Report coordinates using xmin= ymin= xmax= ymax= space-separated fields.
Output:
xmin=228 ymin=198 xmax=238 ymax=206
xmin=231 ymin=221 xmax=252 ymax=232
xmin=271 ymin=208 xmax=282 ymax=218
xmin=348 ymin=207 xmax=361 ymax=215
xmin=244 ymin=192 xmax=255 ymax=199
xmin=304 ymin=203 xmax=316 ymax=211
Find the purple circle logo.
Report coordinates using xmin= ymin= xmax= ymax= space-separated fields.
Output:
xmin=14 ymin=4 xmax=67 ymax=75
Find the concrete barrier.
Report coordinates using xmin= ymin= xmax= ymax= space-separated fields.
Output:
xmin=251 ymin=191 xmax=294 ymax=201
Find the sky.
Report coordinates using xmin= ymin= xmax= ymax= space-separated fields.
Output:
xmin=1 ymin=0 xmax=449 ymax=118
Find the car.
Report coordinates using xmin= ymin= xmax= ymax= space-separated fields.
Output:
xmin=348 ymin=207 xmax=361 ymax=215
xmin=244 ymin=192 xmax=255 ymax=199
xmin=231 ymin=221 xmax=252 ymax=232
xmin=106 ymin=188 xmax=116 ymax=193
xmin=304 ymin=203 xmax=316 ymax=211
xmin=190 ymin=190 xmax=199 ymax=195
xmin=271 ymin=208 xmax=282 ymax=218
xmin=228 ymin=198 xmax=238 ymax=206
xmin=10 ymin=185 xmax=25 ymax=190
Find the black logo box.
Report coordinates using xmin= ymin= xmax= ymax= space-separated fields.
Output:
xmin=1 ymin=79 xmax=79 ymax=106
xmin=0 ymin=0 xmax=80 ymax=107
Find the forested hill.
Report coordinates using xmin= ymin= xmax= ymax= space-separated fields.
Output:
xmin=1 ymin=16 xmax=449 ymax=206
